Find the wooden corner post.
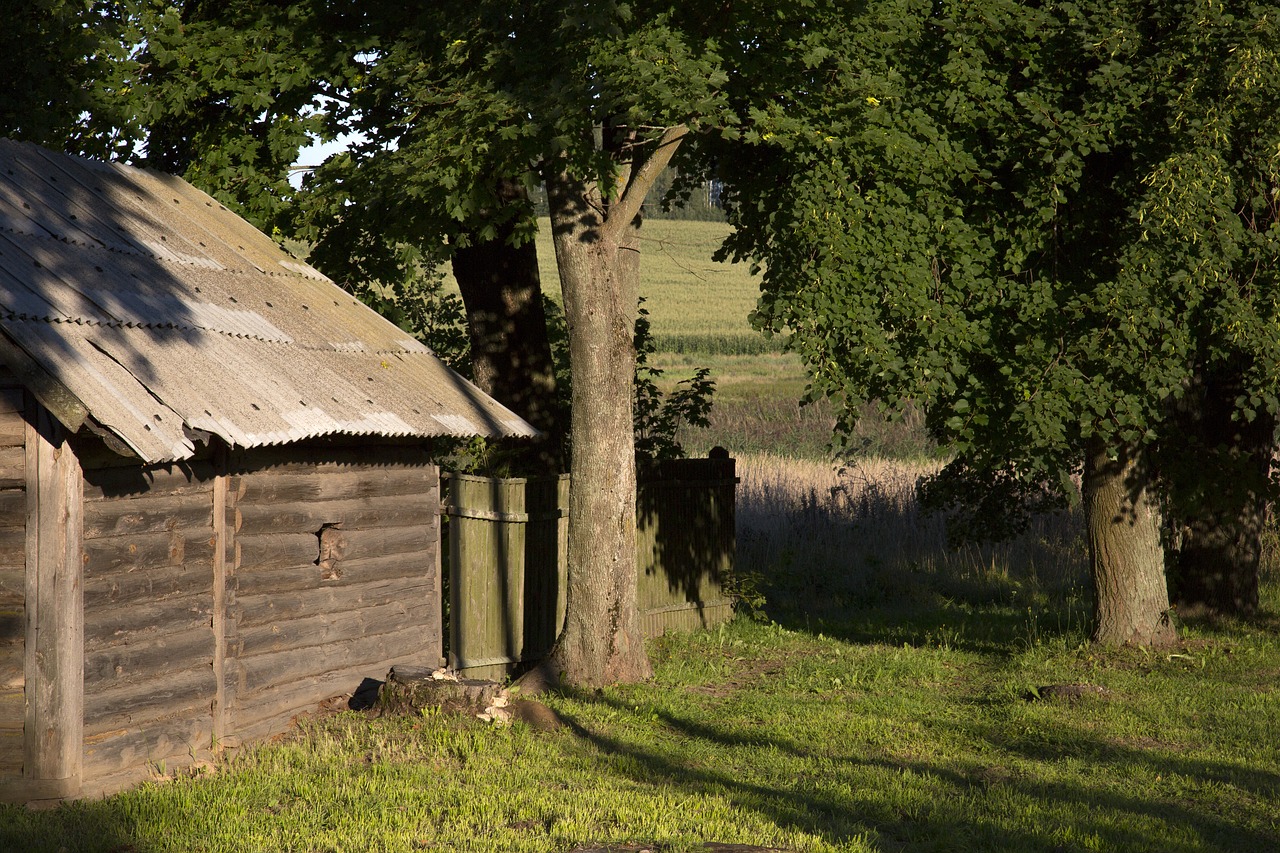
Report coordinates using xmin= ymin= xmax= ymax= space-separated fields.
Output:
xmin=23 ymin=400 xmax=83 ymax=799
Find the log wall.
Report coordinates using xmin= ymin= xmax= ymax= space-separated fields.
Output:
xmin=227 ymin=446 xmax=442 ymax=743
xmin=0 ymin=397 xmax=444 ymax=803
xmin=71 ymin=441 xmax=442 ymax=797
xmin=0 ymin=375 xmax=24 ymax=781
xmin=80 ymin=458 xmax=217 ymax=795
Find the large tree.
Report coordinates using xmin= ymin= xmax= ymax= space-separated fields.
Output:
xmin=206 ymin=0 xmax=726 ymax=684
xmin=41 ymin=0 xmax=729 ymax=685
xmin=711 ymin=0 xmax=1280 ymax=645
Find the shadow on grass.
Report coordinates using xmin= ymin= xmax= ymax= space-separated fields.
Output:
xmin=553 ymin=687 xmax=1279 ymax=852
xmin=0 ymin=800 xmax=150 ymax=853
xmin=768 ymin=602 xmax=1088 ymax=657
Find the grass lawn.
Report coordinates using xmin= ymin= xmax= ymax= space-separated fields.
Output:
xmin=4 ymin=600 xmax=1277 ymax=851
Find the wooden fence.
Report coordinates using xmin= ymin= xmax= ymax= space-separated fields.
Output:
xmin=444 ymin=457 xmax=736 ymax=679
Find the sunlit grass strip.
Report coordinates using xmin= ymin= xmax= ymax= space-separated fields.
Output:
xmin=653 ymin=333 xmax=783 ymax=357
xmin=7 ymin=612 xmax=1278 ymax=852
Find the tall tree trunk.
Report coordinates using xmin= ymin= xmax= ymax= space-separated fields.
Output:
xmin=1165 ymin=366 xmax=1271 ymax=617
xmin=543 ymin=171 xmax=650 ymax=686
xmin=527 ymin=126 xmax=687 ymax=689
xmin=1083 ymin=436 xmax=1177 ymax=647
xmin=452 ymin=181 xmax=566 ymax=473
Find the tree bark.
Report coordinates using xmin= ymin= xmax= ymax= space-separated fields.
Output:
xmin=1164 ymin=366 xmax=1271 ymax=617
xmin=543 ymin=171 xmax=650 ymax=687
xmin=451 ymin=180 xmax=566 ymax=473
xmin=532 ymin=125 xmax=688 ymax=688
xmin=1083 ymin=436 xmax=1177 ymax=647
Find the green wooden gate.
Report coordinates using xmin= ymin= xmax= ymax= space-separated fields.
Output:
xmin=444 ymin=457 xmax=736 ymax=679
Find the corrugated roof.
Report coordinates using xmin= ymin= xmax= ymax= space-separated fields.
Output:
xmin=0 ymin=138 xmax=536 ymax=462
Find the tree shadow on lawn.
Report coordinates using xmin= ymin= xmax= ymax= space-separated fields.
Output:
xmin=771 ymin=603 xmax=1071 ymax=657
xmin=0 ymin=800 xmax=151 ymax=853
xmin=553 ymin=689 xmax=1279 ymax=852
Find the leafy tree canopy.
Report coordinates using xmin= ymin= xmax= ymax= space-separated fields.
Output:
xmin=0 ymin=0 xmax=148 ymax=155
xmin=293 ymin=1 xmax=731 ymax=282
xmin=712 ymin=0 xmax=1280 ymax=537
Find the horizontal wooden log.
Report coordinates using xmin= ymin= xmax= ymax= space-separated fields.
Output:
xmin=236 ymin=578 xmax=434 ymax=629
xmin=234 ymin=532 xmax=315 ymax=571
xmin=0 ymin=624 xmax=19 ymax=661
xmin=0 ymin=653 xmax=21 ymax=691
xmin=229 ymin=659 xmax=415 ymax=743
xmin=0 ymin=617 xmax=19 ymax=658
xmin=83 ymin=560 xmax=213 ymax=611
xmin=83 ymin=713 xmax=212 ymax=777
xmin=0 ymin=689 xmax=22 ymax=727
xmin=0 ymin=489 xmax=23 ymax=528
xmin=236 ymin=525 xmax=434 ymax=571
xmin=230 ymin=445 xmax=433 ymax=474
xmin=82 ymin=461 xmax=217 ymax=501
xmin=237 ymin=467 xmax=436 ymax=505
xmin=0 ymin=527 xmax=22 ymax=570
xmin=0 ymin=728 xmax=21 ymax=777
xmin=235 ymin=493 xmax=433 ymax=537
xmin=84 ymin=625 xmax=212 ymax=691
xmin=0 ymin=566 xmax=21 ymax=608
xmin=237 ymin=622 xmax=436 ymax=696
xmin=0 ymin=446 xmax=21 ymax=489
xmin=83 ymin=493 xmax=213 ymax=539
xmin=238 ymin=599 xmax=434 ymax=659
xmin=234 ymin=551 xmax=436 ymax=598
xmin=84 ymin=594 xmax=213 ymax=649
xmin=84 ymin=665 xmax=215 ymax=731
xmin=83 ymin=530 xmax=215 ymax=575
xmin=78 ymin=747 xmax=220 ymax=801
xmin=0 ymin=413 xmax=21 ymax=447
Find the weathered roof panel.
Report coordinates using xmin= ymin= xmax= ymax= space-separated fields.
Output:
xmin=0 ymin=139 xmax=536 ymax=462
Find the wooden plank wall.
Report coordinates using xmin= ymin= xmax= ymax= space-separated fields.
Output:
xmin=447 ymin=458 xmax=736 ymax=681
xmin=445 ymin=474 xmax=568 ymax=681
xmin=0 ymin=415 xmax=444 ymax=800
xmin=80 ymin=457 xmax=217 ymax=794
xmin=0 ymin=376 xmax=24 ymax=779
xmin=229 ymin=447 xmax=442 ymax=743
xmin=635 ymin=458 xmax=737 ymax=637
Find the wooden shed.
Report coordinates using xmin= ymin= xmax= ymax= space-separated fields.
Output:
xmin=0 ymin=139 xmax=534 ymax=802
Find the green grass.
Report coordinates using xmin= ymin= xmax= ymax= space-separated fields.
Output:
xmin=442 ymin=217 xmax=763 ymax=352
xmin=5 ymin=614 xmax=1277 ymax=851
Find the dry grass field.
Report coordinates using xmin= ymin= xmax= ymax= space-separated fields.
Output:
xmin=734 ymin=453 xmax=1093 ymax=639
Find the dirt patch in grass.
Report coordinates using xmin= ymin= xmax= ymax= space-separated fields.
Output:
xmin=686 ymin=656 xmax=787 ymax=699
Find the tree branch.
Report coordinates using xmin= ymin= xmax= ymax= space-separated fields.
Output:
xmin=601 ymin=124 xmax=689 ymax=245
